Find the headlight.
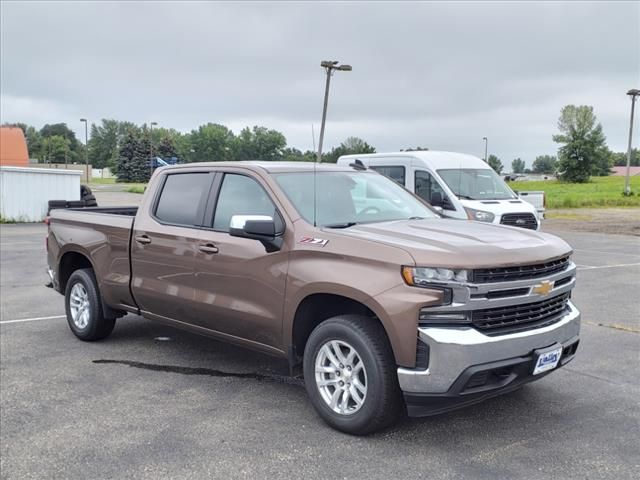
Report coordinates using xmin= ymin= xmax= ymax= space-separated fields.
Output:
xmin=464 ymin=207 xmax=495 ymax=222
xmin=402 ymin=266 xmax=469 ymax=286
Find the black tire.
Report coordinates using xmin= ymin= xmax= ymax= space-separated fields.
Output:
xmin=303 ymin=315 xmax=403 ymax=435
xmin=83 ymin=194 xmax=96 ymax=202
xmin=80 ymin=184 xmax=92 ymax=198
xmin=64 ymin=268 xmax=115 ymax=341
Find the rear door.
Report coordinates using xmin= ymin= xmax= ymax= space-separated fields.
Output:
xmin=191 ymin=170 xmax=289 ymax=350
xmin=131 ymin=170 xmax=214 ymax=322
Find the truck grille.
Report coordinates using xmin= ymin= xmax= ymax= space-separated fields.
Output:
xmin=472 ymin=292 xmax=570 ymax=335
xmin=500 ymin=213 xmax=538 ymax=230
xmin=472 ymin=256 xmax=570 ymax=283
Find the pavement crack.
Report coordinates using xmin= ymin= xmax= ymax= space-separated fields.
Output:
xmin=586 ymin=321 xmax=639 ymax=334
xmin=93 ymin=359 xmax=304 ymax=386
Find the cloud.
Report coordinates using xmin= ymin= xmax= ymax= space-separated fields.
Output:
xmin=1 ymin=1 xmax=638 ymax=166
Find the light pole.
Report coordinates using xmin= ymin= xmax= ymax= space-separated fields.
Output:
xmin=624 ymin=89 xmax=640 ymax=195
xmin=149 ymin=121 xmax=158 ymax=177
xmin=483 ymin=137 xmax=488 ymax=163
xmin=80 ymin=118 xmax=89 ymax=181
xmin=317 ymin=60 xmax=352 ymax=163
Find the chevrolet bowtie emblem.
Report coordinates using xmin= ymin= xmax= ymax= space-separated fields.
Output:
xmin=533 ymin=280 xmax=554 ymax=296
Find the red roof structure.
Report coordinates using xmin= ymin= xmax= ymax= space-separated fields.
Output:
xmin=0 ymin=127 xmax=29 ymax=166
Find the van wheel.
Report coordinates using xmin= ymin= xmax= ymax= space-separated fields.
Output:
xmin=64 ymin=269 xmax=115 ymax=341
xmin=303 ymin=315 xmax=403 ymax=435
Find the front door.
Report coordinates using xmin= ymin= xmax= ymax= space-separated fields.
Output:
xmin=191 ymin=171 xmax=289 ymax=350
xmin=131 ymin=171 xmax=214 ymax=322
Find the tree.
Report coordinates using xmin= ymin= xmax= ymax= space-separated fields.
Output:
xmin=553 ymin=105 xmax=608 ymax=183
xmin=233 ymin=126 xmax=286 ymax=161
xmin=323 ymin=137 xmax=376 ymax=163
xmin=532 ymin=155 xmax=557 ymax=174
xmin=116 ymin=128 xmax=151 ymax=183
xmin=511 ymin=158 xmax=525 ymax=174
xmin=41 ymin=135 xmax=70 ymax=163
xmin=89 ymin=119 xmax=138 ymax=170
xmin=282 ymin=147 xmax=315 ymax=162
xmin=401 ymin=146 xmax=429 ymax=152
xmin=610 ymin=149 xmax=639 ymax=167
xmin=40 ymin=123 xmax=81 ymax=161
xmin=487 ymin=154 xmax=503 ymax=174
xmin=156 ymin=135 xmax=178 ymax=160
xmin=189 ymin=123 xmax=235 ymax=162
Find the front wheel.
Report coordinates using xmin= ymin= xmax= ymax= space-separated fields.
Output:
xmin=65 ymin=268 xmax=115 ymax=341
xmin=303 ymin=315 xmax=403 ymax=435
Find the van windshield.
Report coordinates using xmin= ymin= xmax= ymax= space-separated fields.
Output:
xmin=437 ymin=168 xmax=516 ymax=200
xmin=273 ymin=171 xmax=438 ymax=227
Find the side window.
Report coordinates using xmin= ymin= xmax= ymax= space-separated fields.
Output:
xmin=213 ymin=174 xmax=278 ymax=231
xmin=415 ymin=170 xmax=449 ymax=208
xmin=154 ymin=173 xmax=212 ymax=226
xmin=370 ymin=166 xmax=405 ymax=186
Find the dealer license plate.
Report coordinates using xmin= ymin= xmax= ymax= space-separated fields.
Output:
xmin=533 ymin=346 xmax=563 ymax=375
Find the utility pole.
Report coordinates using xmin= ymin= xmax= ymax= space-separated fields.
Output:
xmin=483 ymin=137 xmax=488 ymax=163
xmin=317 ymin=60 xmax=352 ymax=163
xmin=625 ymin=89 xmax=640 ymax=195
xmin=80 ymin=118 xmax=88 ymax=181
xmin=150 ymin=121 xmax=158 ymax=178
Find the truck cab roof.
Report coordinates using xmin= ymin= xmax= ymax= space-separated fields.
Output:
xmin=160 ymin=161 xmax=361 ymax=174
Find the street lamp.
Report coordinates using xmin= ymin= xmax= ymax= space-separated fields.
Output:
xmin=80 ymin=118 xmax=89 ymax=181
xmin=483 ymin=137 xmax=488 ymax=163
xmin=624 ymin=89 xmax=640 ymax=195
xmin=317 ymin=60 xmax=352 ymax=162
xmin=149 ymin=121 xmax=158 ymax=177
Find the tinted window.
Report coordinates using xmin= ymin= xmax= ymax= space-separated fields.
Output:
xmin=370 ymin=166 xmax=405 ymax=185
xmin=155 ymin=173 xmax=211 ymax=226
xmin=213 ymin=174 xmax=277 ymax=231
xmin=415 ymin=170 xmax=446 ymax=201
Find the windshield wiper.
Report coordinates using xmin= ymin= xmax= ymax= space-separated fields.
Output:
xmin=324 ymin=222 xmax=358 ymax=229
xmin=457 ymin=194 xmax=475 ymax=200
xmin=408 ymin=216 xmax=426 ymax=220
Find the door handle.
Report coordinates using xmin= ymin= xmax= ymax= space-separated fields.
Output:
xmin=198 ymin=243 xmax=219 ymax=254
xmin=134 ymin=235 xmax=152 ymax=245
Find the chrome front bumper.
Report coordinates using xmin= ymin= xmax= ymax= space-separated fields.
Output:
xmin=397 ymin=300 xmax=581 ymax=394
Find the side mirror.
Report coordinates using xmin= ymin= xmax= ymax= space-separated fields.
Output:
xmin=229 ymin=215 xmax=283 ymax=252
xmin=430 ymin=191 xmax=443 ymax=207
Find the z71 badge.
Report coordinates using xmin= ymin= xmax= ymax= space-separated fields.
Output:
xmin=299 ymin=236 xmax=329 ymax=247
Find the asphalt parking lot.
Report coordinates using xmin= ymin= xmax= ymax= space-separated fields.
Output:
xmin=1 ymin=221 xmax=639 ymax=479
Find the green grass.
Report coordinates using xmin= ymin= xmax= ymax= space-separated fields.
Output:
xmin=88 ymin=177 xmax=117 ymax=185
xmin=513 ymin=176 xmax=640 ymax=208
xmin=125 ymin=184 xmax=147 ymax=194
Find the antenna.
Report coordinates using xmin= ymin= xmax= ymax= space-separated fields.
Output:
xmin=313 ymin=147 xmax=318 ymax=227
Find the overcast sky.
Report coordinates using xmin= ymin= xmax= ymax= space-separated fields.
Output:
xmin=1 ymin=1 xmax=639 ymax=167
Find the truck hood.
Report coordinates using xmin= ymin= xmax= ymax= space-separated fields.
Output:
xmin=327 ymin=218 xmax=571 ymax=268
xmin=459 ymin=198 xmax=538 ymax=217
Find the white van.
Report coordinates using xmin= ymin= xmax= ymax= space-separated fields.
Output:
xmin=337 ymin=151 xmax=541 ymax=230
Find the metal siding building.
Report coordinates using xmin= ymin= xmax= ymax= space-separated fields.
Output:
xmin=0 ymin=167 xmax=80 ymax=222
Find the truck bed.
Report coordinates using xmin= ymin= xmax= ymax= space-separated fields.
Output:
xmin=48 ymin=207 xmax=138 ymax=311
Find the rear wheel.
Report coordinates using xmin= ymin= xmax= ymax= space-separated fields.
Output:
xmin=303 ymin=315 xmax=402 ymax=435
xmin=65 ymin=269 xmax=115 ymax=341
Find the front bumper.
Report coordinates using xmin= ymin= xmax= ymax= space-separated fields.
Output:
xmin=397 ymin=300 xmax=580 ymax=416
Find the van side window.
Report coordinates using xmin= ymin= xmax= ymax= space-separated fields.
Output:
xmin=415 ymin=170 xmax=452 ymax=209
xmin=370 ymin=166 xmax=405 ymax=186
xmin=213 ymin=174 xmax=278 ymax=232
xmin=154 ymin=173 xmax=212 ymax=226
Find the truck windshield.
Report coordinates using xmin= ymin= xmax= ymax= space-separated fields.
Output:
xmin=437 ymin=168 xmax=516 ymax=200
xmin=274 ymin=171 xmax=438 ymax=227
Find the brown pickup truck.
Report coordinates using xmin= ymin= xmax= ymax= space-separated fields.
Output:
xmin=46 ymin=161 xmax=580 ymax=434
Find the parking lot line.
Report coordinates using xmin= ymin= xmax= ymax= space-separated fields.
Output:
xmin=0 ymin=315 xmax=65 ymax=325
xmin=574 ymin=248 xmax=640 ymax=257
xmin=576 ymin=262 xmax=640 ymax=271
